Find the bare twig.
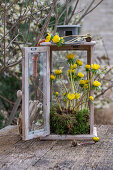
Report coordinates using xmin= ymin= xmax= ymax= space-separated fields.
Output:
xmin=36 ymin=0 xmax=58 ymax=45
xmin=75 ymin=0 xmax=104 ymax=24
xmin=67 ymin=0 xmax=79 ymax=24
xmin=0 ymin=94 xmax=14 ymax=105
xmin=6 ymin=0 xmax=19 ymax=11
xmin=6 ymin=34 xmax=20 ymax=49
xmin=95 ymin=85 xmax=113 ymax=99
xmin=65 ymin=0 xmax=68 ymax=24
xmin=7 ymin=59 xmax=22 ymax=68
xmin=3 ymin=0 xmax=6 ymax=67
xmin=86 ymin=0 xmax=104 ymax=15
xmin=0 ymin=4 xmax=50 ymax=42
xmin=53 ymin=2 xmax=58 ymax=34
xmin=101 ymin=38 xmax=110 ymax=65
xmin=26 ymin=0 xmax=34 ymax=42
xmin=75 ymin=0 xmax=96 ymax=24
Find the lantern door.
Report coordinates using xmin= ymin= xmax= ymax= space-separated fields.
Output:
xmin=22 ymin=47 xmax=50 ymax=140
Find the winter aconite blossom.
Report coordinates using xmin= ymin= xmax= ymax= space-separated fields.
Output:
xmin=71 ymin=64 xmax=77 ymax=70
xmin=78 ymin=72 xmax=84 ymax=78
xmin=55 ymin=92 xmax=59 ymax=96
xmin=93 ymin=81 xmax=101 ymax=87
xmin=52 ymin=35 xmax=60 ymax=43
xmin=76 ymin=59 xmax=83 ymax=66
xmin=68 ymin=69 xmax=75 ymax=74
xmin=45 ymin=33 xmax=51 ymax=42
xmin=85 ymin=64 xmax=90 ymax=70
xmin=93 ymin=137 xmax=99 ymax=142
xmin=89 ymin=96 xmax=94 ymax=100
xmin=84 ymin=80 xmax=89 ymax=84
xmin=91 ymin=64 xmax=100 ymax=70
xmin=66 ymin=53 xmax=75 ymax=60
xmin=54 ymin=69 xmax=62 ymax=75
xmin=80 ymin=80 xmax=86 ymax=85
xmin=63 ymin=92 xmax=66 ymax=96
xmin=75 ymin=93 xmax=80 ymax=99
xmin=67 ymin=93 xmax=75 ymax=100
xmin=83 ymin=84 xmax=88 ymax=89
xmin=50 ymin=75 xmax=56 ymax=80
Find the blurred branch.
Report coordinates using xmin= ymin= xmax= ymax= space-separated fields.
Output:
xmin=75 ymin=0 xmax=96 ymax=24
xmin=86 ymin=0 xmax=104 ymax=15
xmin=103 ymin=66 xmax=113 ymax=77
xmin=95 ymin=85 xmax=113 ymax=99
xmin=26 ymin=0 xmax=34 ymax=42
xmin=7 ymin=0 xmax=19 ymax=11
xmin=7 ymin=59 xmax=22 ymax=68
xmin=36 ymin=0 xmax=58 ymax=45
xmin=53 ymin=2 xmax=58 ymax=34
xmin=67 ymin=0 xmax=79 ymax=24
xmin=101 ymin=38 xmax=110 ymax=65
xmin=0 ymin=4 xmax=51 ymax=42
xmin=75 ymin=0 xmax=104 ymax=24
xmin=3 ymin=0 xmax=6 ymax=67
xmin=0 ymin=94 xmax=14 ymax=105
xmin=65 ymin=0 xmax=68 ymax=24
xmin=0 ymin=59 xmax=22 ymax=74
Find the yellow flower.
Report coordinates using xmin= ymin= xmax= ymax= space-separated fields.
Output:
xmin=47 ymin=33 xmax=50 ymax=36
xmin=83 ymin=84 xmax=88 ymax=89
xmin=68 ymin=69 xmax=75 ymax=74
xmin=55 ymin=92 xmax=59 ymax=96
xmin=80 ymin=80 xmax=85 ymax=85
xmin=85 ymin=64 xmax=90 ymax=69
xmin=91 ymin=64 xmax=100 ymax=70
xmin=66 ymin=53 xmax=75 ymax=60
xmin=61 ymin=37 xmax=63 ymax=39
xmin=76 ymin=59 xmax=83 ymax=66
xmin=93 ymin=137 xmax=99 ymax=142
xmin=84 ymin=80 xmax=89 ymax=84
xmin=93 ymin=81 xmax=101 ymax=87
xmin=54 ymin=69 xmax=62 ymax=75
xmin=71 ymin=64 xmax=77 ymax=70
xmin=78 ymin=72 xmax=84 ymax=78
xmin=45 ymin=33 xmax=51 ymax=42
xmin=67 ymin=93 xmax=75 ymax=100
xmin=50 ymin=75 xmax=56 ymax=80
xmin=89 ymin=96 xmax=94 ymax=100
xmin=52 ymin=35 xmax=60 ymax=43
xmin=75 ymin=93 xmax=80 ymax=100
xmin=63 ymin=92 xmax=66 ymax=96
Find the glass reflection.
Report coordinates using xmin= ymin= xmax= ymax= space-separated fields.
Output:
xmin=28 ymin=52 xmax=46 ymax=132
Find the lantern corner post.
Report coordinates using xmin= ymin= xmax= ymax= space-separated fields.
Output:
xmin=22 ymin=47 xmax=29 ymax=140
xmin=87 ymin=45 xmax=95 ymax=135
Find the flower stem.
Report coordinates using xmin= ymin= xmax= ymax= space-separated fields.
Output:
xmin=55 ymin=96 xmax=62 ymax=112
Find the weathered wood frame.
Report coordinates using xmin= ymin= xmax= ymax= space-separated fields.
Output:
xmin=22 ymin=42 xmax=97 ymax=141
xmin=22 ymin=47 xmax=50 ymax=140
xmin=40 ymin=41 xmax=97 ymax=140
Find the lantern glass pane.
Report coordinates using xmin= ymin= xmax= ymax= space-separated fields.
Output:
xmin=50 ymin=50 xmax=90 ymax=135
xmin=28 ymin=52 xmax=47 ymax=133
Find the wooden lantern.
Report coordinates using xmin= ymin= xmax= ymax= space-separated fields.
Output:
xmin=22 ymin=41 xmax=97 ymax=140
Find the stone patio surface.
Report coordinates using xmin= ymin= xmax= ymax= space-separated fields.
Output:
xmin=0 ymin=125 xmax=113 ymax=170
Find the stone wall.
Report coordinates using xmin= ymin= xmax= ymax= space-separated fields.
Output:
xmin=81 ymin=0 xmax=113 ymax=63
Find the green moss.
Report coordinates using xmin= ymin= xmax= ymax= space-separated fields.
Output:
xmin=50 ymin=104 xmax=90 ymax=135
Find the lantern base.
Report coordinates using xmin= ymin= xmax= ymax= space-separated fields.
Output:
xmin=40 ymin=127 xmax=97 ymax=141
